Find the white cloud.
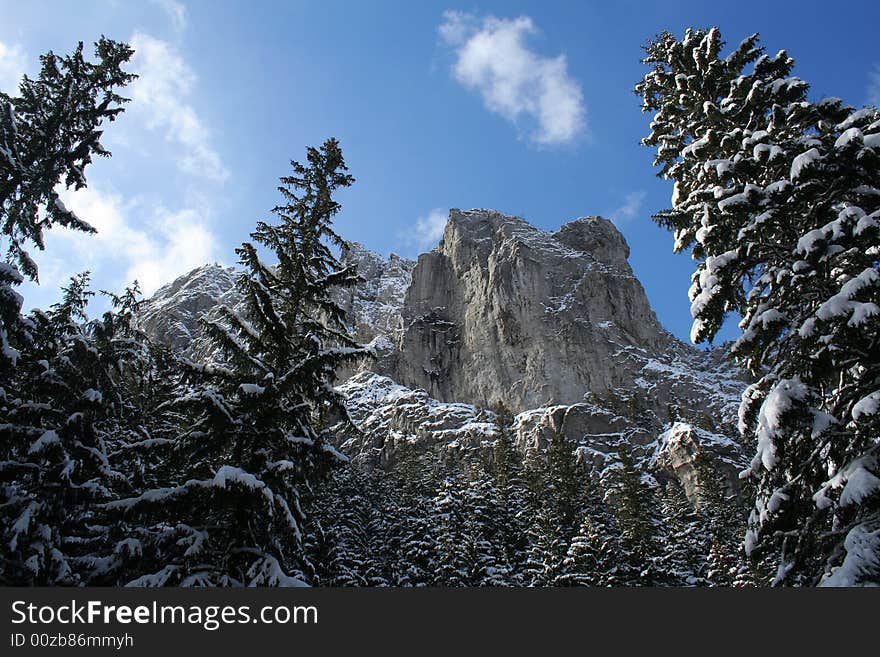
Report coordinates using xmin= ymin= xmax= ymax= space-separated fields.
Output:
xmin=151 ymin=0 xmax=188 ymax=34
xmin=0 ymin=40 xmax=27 ymax=94
xmin=869 ymin=65 xmax=880 ymax=107
xmin=403 ymin=208 xmax=448 ymax=252
xmin=608 ymin=191 xmax=646 ymax=226
xmin=439 ymin=11 xmax=586 ymax=146
xmin=24 ymin=183 xmax=220 ymax=308
xmin=128 ymin=32 xmax=228 ymax=182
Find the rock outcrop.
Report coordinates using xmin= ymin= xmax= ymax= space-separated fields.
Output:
xmin=653 ymin=421 xmax=747 ymax=503
xmin=336 ymin=371 xmax=746 ymax=500
xmin=137 ymin=263 xmax=240 ymax=354
xmin=394 ymin=209 xmax=736 ymax=416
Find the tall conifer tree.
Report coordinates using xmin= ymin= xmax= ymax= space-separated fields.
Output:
xmin=636 ymin=28 xmax=880 ymax=585
xmin=108 ymin=139 xmax=367 ymax=586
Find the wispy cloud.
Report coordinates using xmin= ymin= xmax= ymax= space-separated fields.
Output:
xmin=24 ymin=183 xmax=220 ymax=306
xmin=401 ymin=208 xmax=448 ymax=253
xmin=128 ymin=32 xmax=228 ymax=182
xmin=151 ymin=0 xmax=188 ymax=34
xmin=0 ymin=40 xmax=27 ymax=94
xmin=608 ymin=191 xmax=646 ymax=226
xmin=438 ymin=11 xmax=586 ymax=146
xmin=869 ymin=65 xmax=880 ymax=107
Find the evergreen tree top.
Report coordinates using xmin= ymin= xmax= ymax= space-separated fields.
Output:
xmin=0 ymin=37 xmax=135 ymax=282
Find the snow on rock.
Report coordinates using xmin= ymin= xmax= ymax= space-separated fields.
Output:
xmin=334 ymin=371 xmax=497 ymax=466
xmin=137 ymin=263 xmax=241 ymax=355
xmin=336 ymin=365 xmax=746 ymax=501
xmin=332 ymin=242 xmax=415 ymax=346
xmin=139 ymin=246 xmax=416 ymax=379
xmin=652 ymin=421 xmax=747 ymax=503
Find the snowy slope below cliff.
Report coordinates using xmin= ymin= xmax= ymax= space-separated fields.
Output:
xmin=336 ymin=370 xmax=745 ymax=499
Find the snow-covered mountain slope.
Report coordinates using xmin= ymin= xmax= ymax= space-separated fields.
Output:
xmin=137 ymin=243 xmax=415 ymax=370
xmin=137 ymin=263 xmax=240 ymax=354
xmin=336 ymin=371 xmax=746 ymax=499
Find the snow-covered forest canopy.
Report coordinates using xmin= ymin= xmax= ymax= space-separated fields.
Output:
xmin=0 ymin=28 xmax=877 ymax=587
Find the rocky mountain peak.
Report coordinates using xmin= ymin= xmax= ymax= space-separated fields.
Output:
xmin=554 ymin=215 xmax=630 ymax=265
xmin=396 ymin=208 xmax=674 ymax=411
xmin=441 ymin=209 xmax=630 ymax=270
xmin=137 ymin=263 xmax=239 ymax=352
xmin=138 ymin=244 xmax=415 ymax=367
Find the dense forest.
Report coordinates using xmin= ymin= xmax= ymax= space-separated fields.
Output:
xmin=0 ymin=28 xmax=877 ymax=586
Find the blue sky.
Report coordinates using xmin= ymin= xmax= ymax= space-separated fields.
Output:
xmin=1 ymin=0 xmax=878 ymax=343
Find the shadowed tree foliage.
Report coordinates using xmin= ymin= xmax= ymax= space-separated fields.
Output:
xmin=636 ymin=27 xmax=880 ymax=585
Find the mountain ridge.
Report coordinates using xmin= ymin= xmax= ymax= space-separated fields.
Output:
xmin=138 ymin=208 xmax=748 ymax=498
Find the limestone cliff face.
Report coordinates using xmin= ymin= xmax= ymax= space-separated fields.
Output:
xmin=396 ymin=209 xmax=674 ymax=411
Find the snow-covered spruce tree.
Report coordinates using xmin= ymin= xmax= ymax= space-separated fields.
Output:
xmin=307 ymin=466 xmax=394 ymax=586
xmin=521 ymin=431 xmax=583 ymax=586
xmin=460 ymin=465 xmax=512 ymax=586
xmin=636 ymin=28 xmax=880 ymax=585
xmin=431 ymin=465 xmax=468 ymax=586
xmin=606 ymin=447 xmax=662 ymax=585
xmin=555 ymin=476 xmax=619 ymax=587
xmin=0 ymin=274 xmax=133 ymax=584
xmin=522 ymin=501 xmax=566 ymax=587
xmin=693 ymin=455 xmax=756 ymax=586
xmin=656 ymin=478 xmax=709 ymax=586
xmin=392 ymin=444 xmax=438 ymax=586
xmin=0 ymin=39 xmax=134 ymax=367
xmin=489 ymin=403 xmax=529 ymax=581
xmin=107 ymin=139 xmax=368 ymax=586
xmin=0 ymin=43 xmax=135 ymax=584
xmin=73 ymin=284 xmax=187 ymax=585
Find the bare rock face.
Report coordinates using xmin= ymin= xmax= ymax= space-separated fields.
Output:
xmin=331 ymin=243 xmax=415 ymax=378
xmin=396 ymin=209 xmax=675 ymax=411
xmin=652 ymin=422 xmax=748 ymax=503
xmin=332 ymin=242 xmax=415 ymax=345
